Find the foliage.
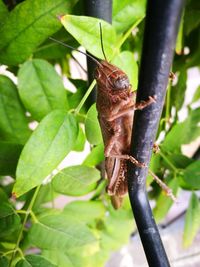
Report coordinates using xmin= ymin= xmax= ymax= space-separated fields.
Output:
xmin=0 ymin=0 xmax=199 ymax=266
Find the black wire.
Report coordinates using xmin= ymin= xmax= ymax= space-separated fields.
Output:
xmin=83 ymin=0 xmax=113 ymax=103
xmin=127 ymin=0 xmax=185 ymax=266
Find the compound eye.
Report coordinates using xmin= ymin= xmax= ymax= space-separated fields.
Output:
xmin=113 ymin=76 xmax=130 ymax=90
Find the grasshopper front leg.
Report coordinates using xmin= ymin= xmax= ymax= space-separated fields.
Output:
xmin=106 ymin=95 xmax=157 ymax=122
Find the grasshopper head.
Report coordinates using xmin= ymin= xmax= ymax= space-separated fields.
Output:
xmin=95 ymin=60 xmax=130 ymax=91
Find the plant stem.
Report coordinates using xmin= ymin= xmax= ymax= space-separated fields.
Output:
xmin=165 ymin=83 xmax=171 ymax=129
xmin=3 ymin=248 xmax=24 ymax=259
xmin=159 ymin=150 xmax=178 ymax=172
xmin=9 ymin=186 xmax=41 ymax=266
xmin=112 ymin=17 xmax=144 ymax=59
xmin=74 ymin=79 xmax=96 ymax=114
xmin=16 ymin=210 xmax=27 ymax=215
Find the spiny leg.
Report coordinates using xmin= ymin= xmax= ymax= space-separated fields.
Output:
xmin=148 ymin=169 xmax=177 ymax=202
xmin=108 ymin=154 xmax=146 ymax=168
xmin=109 ymin=154 xmax=177 ymax=202
xmin=135 ymin=95 xmax=157 ymax=110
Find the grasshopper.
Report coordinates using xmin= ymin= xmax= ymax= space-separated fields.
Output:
xmin=95 ymin=60 xmax=156 ymax=208
xmin=50 ymin=29 xmax=176 ymax=209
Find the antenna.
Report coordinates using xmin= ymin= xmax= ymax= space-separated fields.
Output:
xmin=99 ymin=22 xmax=107 ymax=61
xmin=49 ymin=37 xmax=102 ymax=67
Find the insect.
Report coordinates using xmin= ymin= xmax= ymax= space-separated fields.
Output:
xmin=94 ymin=59 xmax=156 ymax=208
xmin=50 ymin=25 xmax=176 ymax=209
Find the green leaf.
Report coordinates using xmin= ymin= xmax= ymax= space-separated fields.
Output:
xmin=52 ymin=165 xmax=100 ymax=196
xmin=163 ymin=154 xmax=194 ymax=169
xmin=175 ymin=12 xmax=184 ymax=54
xmin=63 ymin=200 xmax=105 ymax=223
xmin=63 ymin=247 xmax=103 ymax=267
xmin=0 ymin=0 xmax=77 ymax=65
xmin=0 ymin=201 xmax=21 ymax=238
xmin=0 ymin=1 xmax=8 ymax=22
xmin=0 ymin=188 xmax=8 ymax=202
xmin=113 ymin=0 xmax=146 ymax=33
xmin=16 ymin=255 xmax=56 ymax=267
xmin=162 ymin=108 xmax=200 ymax=152
xmin=192 ymin=86 xmax=200 ymax=103
xmin=83 ymin=143 xmax=104 ymax=167
xmin=0 ymin=75 xmax=31 ymax=144
xmin=185 ymin=9 xmax=200 ymax=35
xmin=73 ymin=125 xmax=85 ymax=152
xmin=34 ymin=30 xmax=76 ymax=60
xmin=42 ymin=248 xmax=104 ymax=267
xmin=85 ymin=104 xmax=102 ymax=145
xmin=183 ymin=193 xmax=200 ymax=247
xmin=153 ymin=178 xmax=179 ymax=222
xmin=42 ymin=250 xmax=75 ymax=267
xmin=171 ymin=69 xmax=187 ymax=110
xmin=32 ymin=183 xmax=55 ymax=212
xmin=112 ymin=51 xmax=138 ymax=89
xmin=0 ymin=142 xmax=23 ymax=175
xmin=68 ymin=80 xmax=87 ymax=112
xmin=28 ymin=214 xmax=97 ymax=250
xmin=181 ymin=160 xmax=200 ymax=190
xmin=100 ymin=206 xmax=133 ymax=250
xmin=18 ymin=59 xmax=68 ymax=121
xmin=147 ymin=154 xmax=161 ymax=185
xmin=61 ymin=15 xmax=117 ymax=60
xmin=0 ymin=256 xmax=9 ymax=267
xmin=13 ymin=111 xmax=78 ymax=197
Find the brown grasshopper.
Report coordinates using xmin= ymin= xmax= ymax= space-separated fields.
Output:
xmin=95 ymin=60 xmax=156 ymax=208
xmin=50 ymin=32 xmax=176 ymax=209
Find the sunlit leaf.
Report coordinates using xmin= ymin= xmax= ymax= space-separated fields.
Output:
xmin=29 ymin=214 xmax=97 ymax=250
xmin=18 ymin=59 xmax=68 ymax=121
xmin=0 ymin=0 xmax=77 ymax=65
xmin=183 ymin=193 xmax=200 ymax=247
xmin=52 ymin=165 xmax=100 ymax=196
xmin=83 ymin=143 xmax=104 ymax=167
xmin=85 ymin=104 xmax=102 ymax=145
xmin=113 ymin=0 xmax=146 ymax=33
xmin=16 ymin=255 xmax=56 ymax=267
xmin=63 ymin=200 xmax=105 ymax=222
xmin=73 ymin=125 xmax=85 ymax=151
xmin=13 ymin=111 xmax=78 ymax=197
xmin=61 ymin=15 xmax=116 ymax=60
xmin=175 ymin=12 xmax=184 ymax=54
xmin=192 ymin=86 xmax=200 ymax=103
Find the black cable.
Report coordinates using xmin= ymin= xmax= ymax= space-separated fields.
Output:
xmin=127 ymin=0 xmax=185 ymax=266
xmin=83 ymin=0 xmax=112 ymax=102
